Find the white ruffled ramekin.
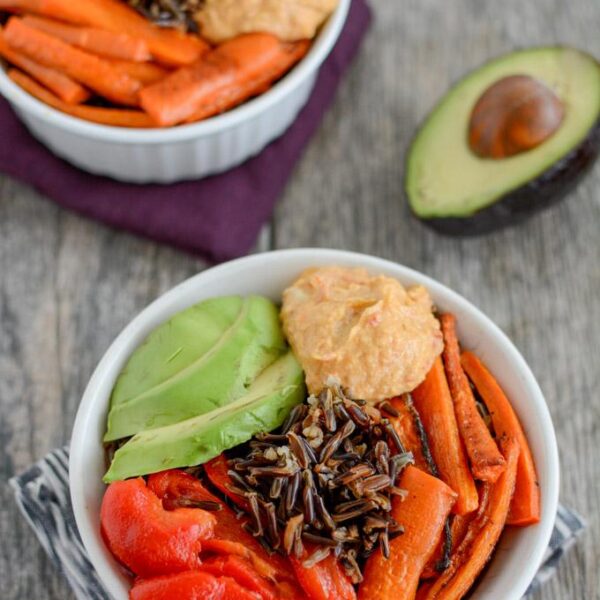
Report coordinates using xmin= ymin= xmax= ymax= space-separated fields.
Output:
xmin=0 ymin=0 xmax=350 ymax=183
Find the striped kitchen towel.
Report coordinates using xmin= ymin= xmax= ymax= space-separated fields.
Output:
xmin=10 ymin=446 xmax=585 ymax=600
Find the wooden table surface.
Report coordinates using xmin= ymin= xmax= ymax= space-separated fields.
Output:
xmin=1 ymin=1 xmax=599 ymax=598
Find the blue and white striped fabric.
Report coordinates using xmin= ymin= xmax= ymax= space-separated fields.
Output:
xmin=10 ymin=446 xmax=585 ymax=600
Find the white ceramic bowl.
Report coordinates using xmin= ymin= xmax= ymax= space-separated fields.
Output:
xmin=0 ymin=1 xmax=349 ymax=183
xmin=70 ymin=248 xmax=559 ymax=600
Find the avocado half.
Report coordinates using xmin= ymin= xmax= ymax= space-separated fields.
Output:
xmin=405 ymin=47 xmax=600 ymax=235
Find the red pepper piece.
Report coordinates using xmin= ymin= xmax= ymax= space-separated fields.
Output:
xmin=201 ymin=555 xmax=277 ymax=600
xmin=147 ymin=468 xmax=244 ymax=516
xmin=204 ymin=454 xmax=250 ymax=511
xmin=147 ymin=470 xmax=303 ymax=598
xmin=100 ymin=478 xmax=215 ymax=577
xmin=290 ymin=547 xmax=356 ymax=600
xmin=129 ymin=570 xmax=261 ymax=600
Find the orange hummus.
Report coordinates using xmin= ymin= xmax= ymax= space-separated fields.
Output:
xmin=281 ymin=266 xmax=443 ymax=402
xmin=195 ymin=0 xmax=339 ymax=44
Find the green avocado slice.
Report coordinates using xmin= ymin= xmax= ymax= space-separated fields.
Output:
xmin=109 ymin=296 xmax=244 ymax=407
xmin=104 ymin=296 xmax=286 ymax=442
xmin=103 ymin=350 xmax=305 ymax=482
xmin=406 ymin=47 xmax=600 ymax=232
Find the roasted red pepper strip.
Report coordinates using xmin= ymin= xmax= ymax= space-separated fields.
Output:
xmin=290 ymin=546 xmax=356 ymax=600
xmin=204 ymin=454 xmax=250 ymax=511
xmin=147 ymin=470 xmax=303 ymax=598
xmin=201 ymin=555 xmax=277 ymax=600
xmin=100 ymin=478 xmax=214 ymax=577
xmin=129 ymin=570 xmax=261 ymax=600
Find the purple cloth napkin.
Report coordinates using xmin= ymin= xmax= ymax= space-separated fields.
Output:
xmin=0 ymin=1 xmax=371 ymax=263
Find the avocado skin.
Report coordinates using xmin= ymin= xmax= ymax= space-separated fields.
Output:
xmin=413 ymin=118 xmax=600 ymax=236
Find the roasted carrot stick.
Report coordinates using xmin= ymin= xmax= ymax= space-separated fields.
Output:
xmin=358 ymin=466 xmax=457 ymax=600
xmin=387 ymin=395 xmax=431 ymax=473
xmin=0 ymin=29 xmax=89 ymax=104
xmin=108 ymin=59 xmax=168 ymax=85
xmin=184 ymin=36 xmax=310 ymax=124
xmin=412 ymin=358 xmax=479 ymax=514
xmin=8 ymin=69 xmax=155 ymax=127
xmin=422 ymin=437 xmax=519 ymax=600
xmin=0 ymin=0 xmax=208 ymax=66
xmin=420 ymin=510 xmax=477 ymax=580
xmin=440 ymin=314 xmax=505 ymax=482
xmin=416 ymin=583 xmax=434 ymax=600
xmin=140 ymin=34 xmax=310 ymax=127
xmin=461 ymin=351 xmax=540 ymax=526
xmin=4 ymin=17 xmax=140 ymax=105
xmin=22 ymin=14 xmax=151 ymax=62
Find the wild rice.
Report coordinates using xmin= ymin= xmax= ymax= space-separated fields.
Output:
xmin=220 ymin=384 xmax=415 ymax=583
xmin=127 ymin=0 xmax=202 ymax=31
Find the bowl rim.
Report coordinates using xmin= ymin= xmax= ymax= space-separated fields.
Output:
xmin=70 ymin=248 xmax=559 ymax=600
xmin=0 ymin=0 xmax=350 ymax=144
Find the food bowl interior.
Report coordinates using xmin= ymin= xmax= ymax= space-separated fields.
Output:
xmin=70 ymin=249 xmax=559 ymax=600
xmin=0 ymin=0 xmax=350 ymax=143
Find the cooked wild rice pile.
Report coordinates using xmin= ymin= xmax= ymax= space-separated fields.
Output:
xmin=127 ymin=0 xmax=202 ymax=30
xmin=224 ymin=384 xmax=416 ymax=583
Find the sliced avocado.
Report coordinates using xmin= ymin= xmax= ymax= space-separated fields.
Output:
xmin=104 ymin=296 xmax=286 ymax=442
xmin=111 ymin=296 xmax=244 ymax=406
xmin=406 ymin=47 xmax=600 ymax=234
xmin=103 ymin=350 xmax=305 ymax=482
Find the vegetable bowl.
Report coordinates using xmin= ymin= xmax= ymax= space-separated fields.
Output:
xmin=70 ymin=248 xmax=559 ymax=600
xmin=0 ymin=0 xmax=350 ymax=183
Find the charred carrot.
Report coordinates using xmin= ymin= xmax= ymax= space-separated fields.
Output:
xmin=416 ymin=583 xmax=434 ymax=600
xmin=22 ymin=15 xmax=151 ymax=62
xmin=108 ymin=59 xmax=168 ymax=85
xmin=387 ymin=395 xmax=432 ymax=473
xmin=440 ymin=314 xmax=505 ymax=482
xmin=420 ymin=511 xmax=476 ymax=580
xmin=461 ymin=351 xmax=540 ymax=526
xmin=412 ymin=358 xmax=479 ymax=514
xmin=422 ymin=437 xmax=518 ymax=599
xmin=0 ymin=0 xmax=208 ymax=66
xmin=448 ymin=512 xmax=475 ymax=557
xmin=358 ymin=466 xmax=457 ymax=600
xmin=8 ymin=69 xmax=154 ymax=127
xmin=0 ymin=29 xmax=88 ymax=104
xmin=140 ymin=34 xmax=310 ymax=127
xmin=4 ymin=17 xmax=140 ymax=105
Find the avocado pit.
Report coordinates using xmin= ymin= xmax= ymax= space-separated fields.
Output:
xmin=468 ymin=75 xmax=565 ymax=159
xmin=405 ymin=47 xmax=600 ymax=236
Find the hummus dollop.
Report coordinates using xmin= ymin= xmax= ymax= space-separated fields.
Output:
xmin=195 ymin=0 xmax=339 ymax=44
xmin=281 ymin=266 xmax=443 ymax=402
